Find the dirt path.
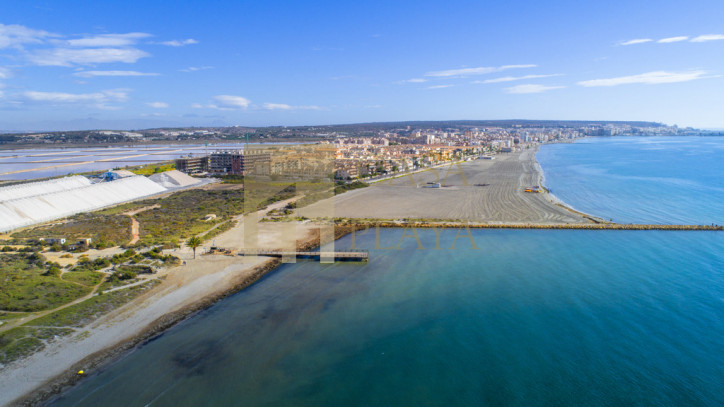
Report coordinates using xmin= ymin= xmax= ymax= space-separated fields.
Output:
xmin=123 ymin=204 xmax=159 ymax=245
xmin=123 ymin=204 xmax=160 ymax=217
xmin=0 ymin=268 xmax=111 ymax=334
xmin=128 ymin=217 xmax=140 ymax=245
xmin=101 ymin=278 xmax=153 ymax=294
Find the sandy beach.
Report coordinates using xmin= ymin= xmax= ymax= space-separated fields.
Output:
xmin=300 ymin=148 xmax=594 ymax=224
xmin=0 ymin=209 xmax=323 ymax=406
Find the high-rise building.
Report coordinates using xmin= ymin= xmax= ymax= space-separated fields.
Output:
xmin=174 ymin=156 xmax=209 ymax=174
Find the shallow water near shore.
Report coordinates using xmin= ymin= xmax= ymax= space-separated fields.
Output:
xmin=537 ymin=136 xmax=724 ymax=224
xmin=50 ymin=228 xmax=724 ymax=406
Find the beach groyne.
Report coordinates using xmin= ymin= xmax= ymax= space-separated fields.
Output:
xmin=336 ymin=221 xmax=724 ymax=231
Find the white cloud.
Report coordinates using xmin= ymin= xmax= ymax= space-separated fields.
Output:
xmin=159 ymin=39 xmax=198 ymax=47
xmin=619 ymin=38 xmax=653 ymax=46
xmin=578 ymin=70 xmax=709 ymax=87
xmin=0 ymin=67 xmax=10 ymax=79
xmin=476 ymin=74 xmax=563 ymax=84
xmin=619 ymin=35 xmax=724 ymax=45
xmin=65 ymin=33 xmax=151 ymax=47
xmin=192 ymin=99 xmax=323 ymax=111
xmin=73 ymin=70 xmax=159 ymax=77
xmin=147 ymin=102 xmax=168 ymax=108
xmin=0 ymin=23 xmax=55 ymax=48
xmin=262 ymin=103 xmax=293 ymax=110
xmin=28 ymin=47 xmax=150 ymax=66
xmin=427 ymin=84 xmax=453 ymax=89
xmin=425 ymin=64 xmax=536 ymax=77
xmin=215 ymin=95 xmax=251 ymax=109
xmin=505 ymin=84 xmax=564 ymax=94
xmin=262 ymin=103 xmax=322 ymax=110
xmin=658 ymin=36 xmax=689 ymax=43
xmin=21 ymin=89 xmax=129 ymax=108
xmin=180 ymin=66 xmax=213 ymax=72
xmin=401 ymin=78 xmax=427 ymax=83
xmin=206 ymin=95 xmax=252 ymax=110
xmin=690 ymin=34 xmax=724 ymax=42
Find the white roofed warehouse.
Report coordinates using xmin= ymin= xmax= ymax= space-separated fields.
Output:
xmin=0 ymin=176 xmax=168 ymax=233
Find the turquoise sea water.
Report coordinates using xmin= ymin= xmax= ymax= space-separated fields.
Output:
xmin=537 ymin=136 xmax=724 ymax=225
xmin=50 ymin=136 xmax=724 ymax=406
xmin=52 ymin=228 xmax=724 ymax=406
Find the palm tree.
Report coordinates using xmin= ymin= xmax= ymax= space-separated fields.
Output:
xmin=186 ymin=236 xmax=203 ymax=259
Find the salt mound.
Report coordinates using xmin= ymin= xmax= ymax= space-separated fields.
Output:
xmin=0 ymin=176 xmax=91 ymax=203
xmin=149 ymin=170 xmax=201 ymax=188
xmin=0 ymin=176 xmax=167 ymax=232
xmin=112 ymin=169 xmax=136 ymax=178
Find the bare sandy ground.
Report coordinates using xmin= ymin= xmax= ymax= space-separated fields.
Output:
xmin=0 ymin=209 xmax=319 ymax=406
xmin=299 ymin=149 xmax=591 ymax=224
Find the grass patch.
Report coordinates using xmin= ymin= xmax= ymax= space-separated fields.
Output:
xmin=216 ymin=174 xmax=244 ymax=184
xmin=0 ymin=311 xmax=31 ymax=321
xmin=13 ymin=213 xmax=132 ymax=248
xmin=334 ymin=180 xmax=369 ymax=194
xmin=0 ymin=326 xmax=75 ymax=365
xmin=26 ymin=280 xmax=160 ymax=328
xmin=99 ymin=277 xmax=140 ymax=291
xmin=130 ymin=161 xmax=176 ymax=176
xmin=199 ymin=219 xmax=237 ymax=242
xmin=132 ymin=183 xmax=300 ymax=246
xmin=62 ymin=270 xmax=104 ymax=287
xmin=11 ymin=179 xmax=300 ymax=251
xmin=0 ymin=253 xmax=91 ymax=312
xmin=135 ymin=188 xmax=245 ymax=246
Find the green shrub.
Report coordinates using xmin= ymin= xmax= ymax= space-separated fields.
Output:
xmin=44 ymin=266 xmax=61 ymax=277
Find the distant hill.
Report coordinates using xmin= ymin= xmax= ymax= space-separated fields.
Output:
xmin=306 ymin=120 xmax=667 ymax=132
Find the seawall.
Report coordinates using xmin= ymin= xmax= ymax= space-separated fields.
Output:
xmin=337 ymin=221 xmax=724 ymax=231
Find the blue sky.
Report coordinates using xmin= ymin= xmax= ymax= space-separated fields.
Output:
xmin=1 ymin=0 xmax=724 ymax=130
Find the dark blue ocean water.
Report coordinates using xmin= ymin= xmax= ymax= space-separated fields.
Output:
xmin=51 ymin=228 xmax=724 ymax=407
xmin=537 ymin=136 xmax=724 ymax=225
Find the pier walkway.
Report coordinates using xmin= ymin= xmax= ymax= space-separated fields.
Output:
xmin=236 ymin=249 xmax=369 ymax=261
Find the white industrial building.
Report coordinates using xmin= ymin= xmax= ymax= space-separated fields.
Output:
xmin=0 ymin=175 xmax=174 ymax=233
xmin=0 ymin=176 xmax=91 ymax=202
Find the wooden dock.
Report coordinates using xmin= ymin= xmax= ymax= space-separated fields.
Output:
xmin=237 ymin=249 xmax=368 ymax=261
